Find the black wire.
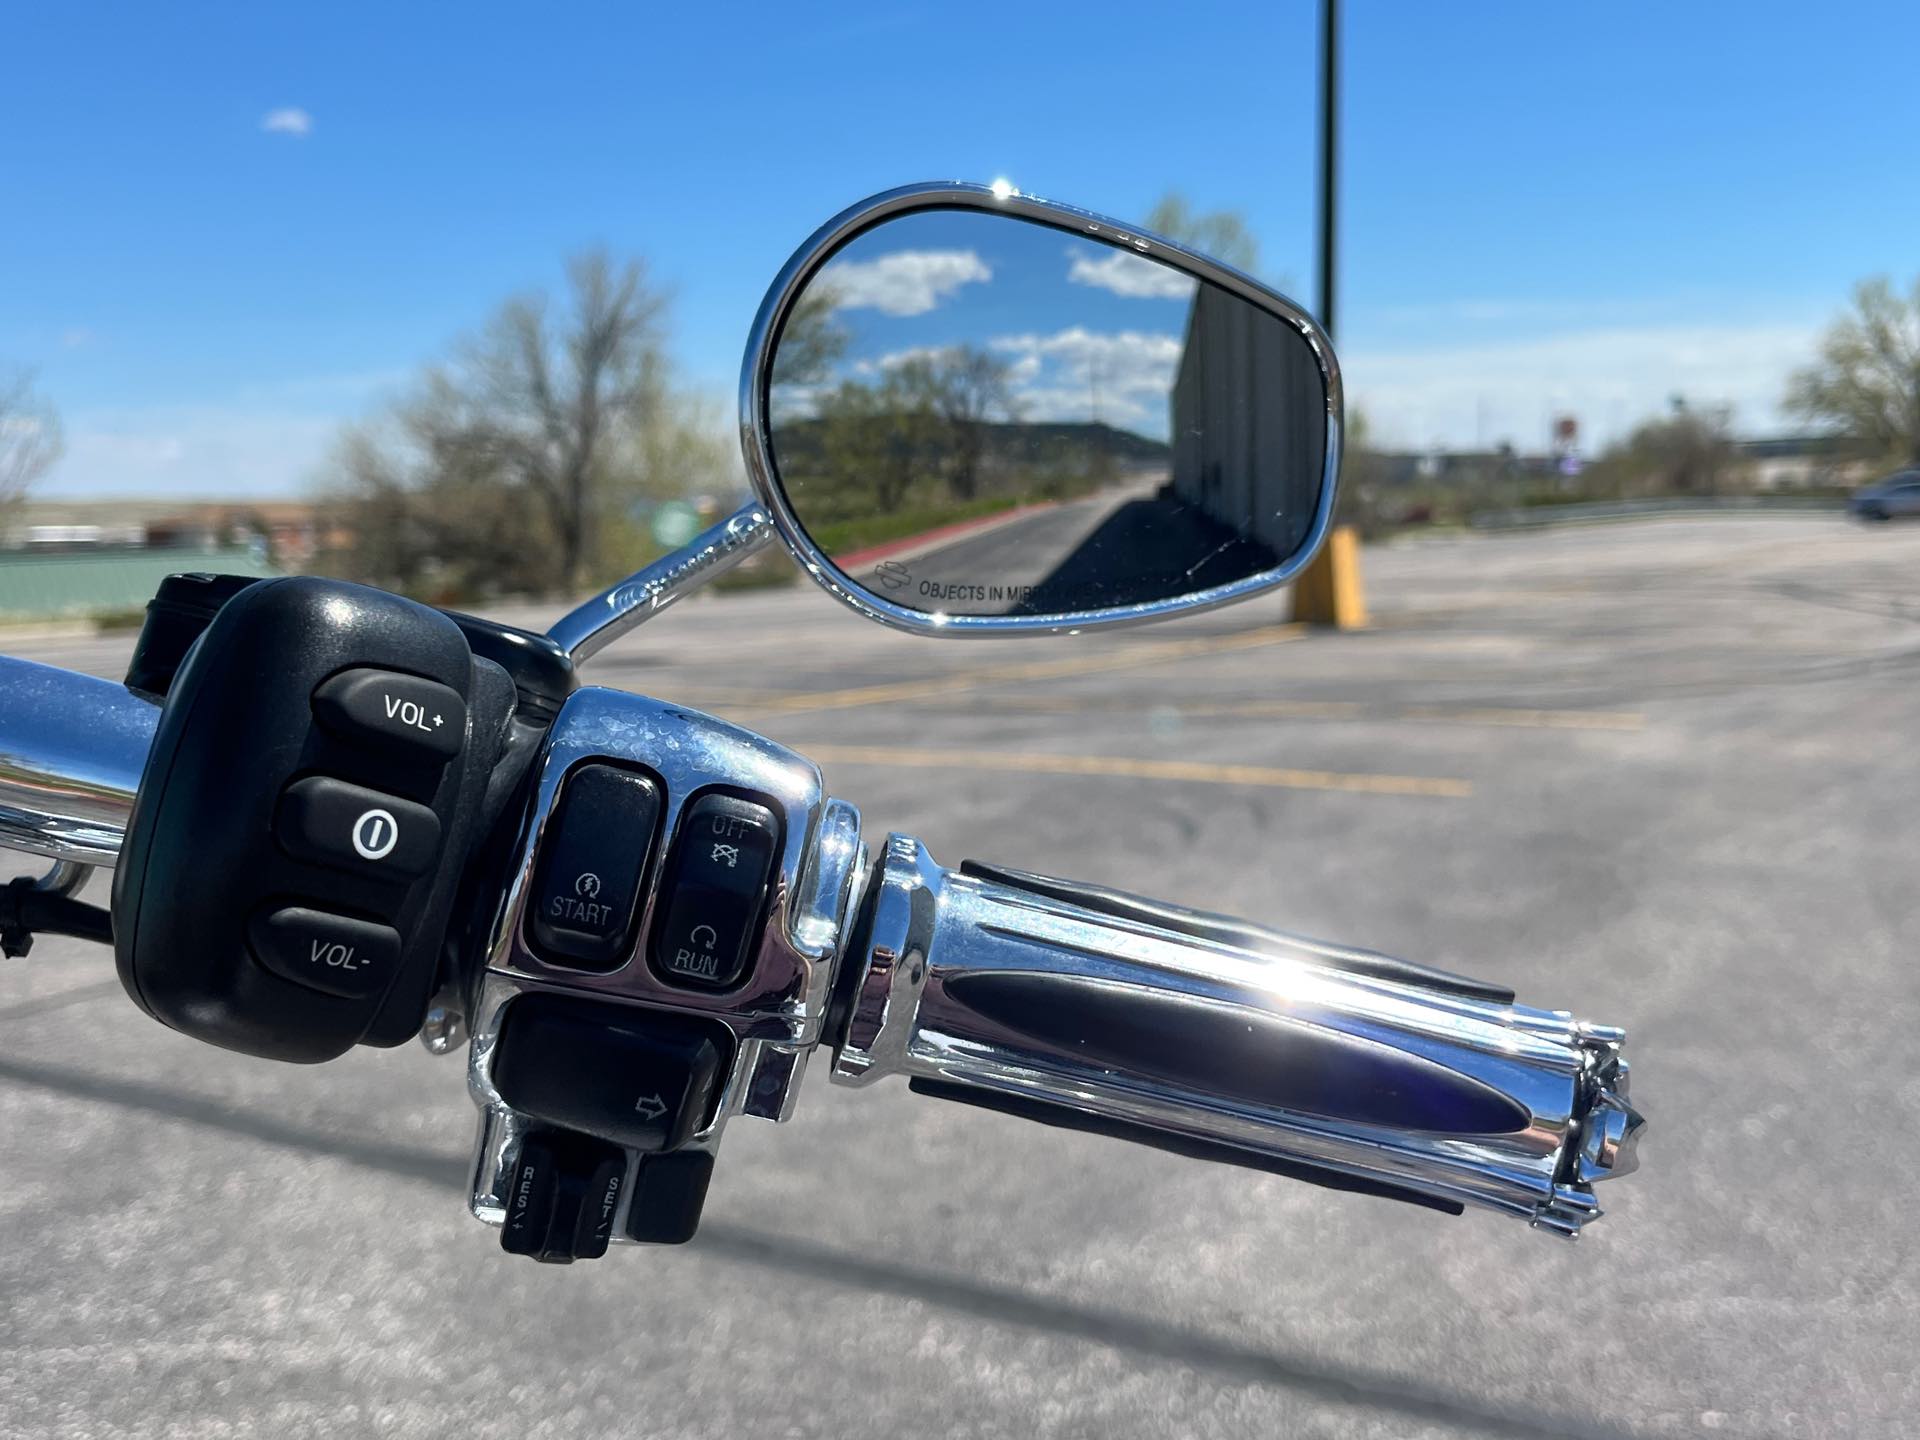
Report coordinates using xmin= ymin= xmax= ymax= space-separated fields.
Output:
xmin=0 ymin=877 xmax=115 ymax=957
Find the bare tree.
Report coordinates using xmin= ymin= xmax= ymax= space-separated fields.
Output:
xmin=1786 ymin=276 xmax=1920 ymax=464
xmin=474 ymin=251 xmax=671 ymax=591
xmin=324 ymin=250 xmax=689 ymax=598
xmin=1 ymin=372 xmax=63 ymax=510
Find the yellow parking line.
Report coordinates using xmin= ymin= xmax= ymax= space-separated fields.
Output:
xmin=743 ymin=623 xmax=1306 ymax=716
xmin=896 ymin=694 xmax=1643 ymax=731
xmin=1396 ymin=706 xmax=1645 ymax=731
xmin=805 ymin=743 xmax=1472 ymax=799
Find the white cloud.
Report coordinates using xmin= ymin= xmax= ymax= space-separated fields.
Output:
xmin=1344 ymin=318 xmax=1823 ymax=450
xmin=989 ymin=326 xmax=1184 ymax=429
xmin=261 ymin=107 xmax=313 ymax=137
xmin=817 ymin=248 xmax=990 ymax=317
xmin=60 ymin=327 xmax=94 ymax=350
xmin=1067 ymin=247 xmax=1197 ymax=302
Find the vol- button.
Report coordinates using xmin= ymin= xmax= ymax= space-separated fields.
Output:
xmin=250 ymin=906 xmax=401 ymax=1000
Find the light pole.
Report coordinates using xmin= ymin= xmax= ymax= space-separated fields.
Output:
xmin=1317 ymin=0 xmax=1339 ymax=339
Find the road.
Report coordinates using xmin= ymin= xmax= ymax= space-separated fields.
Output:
xmin=3 ymin=514 xmax=1917 ymax=1439
xmin=842 ymin=474 xmax=1163 ymax=613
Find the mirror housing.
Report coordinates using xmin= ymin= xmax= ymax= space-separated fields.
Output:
xmin=741 ymin=181 xmax=1343 ymax=636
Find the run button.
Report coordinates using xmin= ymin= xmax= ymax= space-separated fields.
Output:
xmin=650 ymin=792 xmax=780 ymax=991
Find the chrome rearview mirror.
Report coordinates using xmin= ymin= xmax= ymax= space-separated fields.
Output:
xmin=742 ymin=182 xmax=1343 ymax=635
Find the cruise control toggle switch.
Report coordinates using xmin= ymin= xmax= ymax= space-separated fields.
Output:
xmin=651 ymin=792 xmax=780 ymax=990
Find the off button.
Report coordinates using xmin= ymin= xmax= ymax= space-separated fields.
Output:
xmin=251 ymin=906 xmax=401 ymax=1000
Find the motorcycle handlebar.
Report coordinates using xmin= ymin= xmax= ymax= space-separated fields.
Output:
xmin=0 ymin=656 xmax=157 ymax=868
xmin=0 ymin=653 xmax=1644 ymax=1235
xmin=830 ymin=836 xmax=1641 ymax=1236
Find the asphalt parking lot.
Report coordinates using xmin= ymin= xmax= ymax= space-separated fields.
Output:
xmin=4 ymin=514 xmax=1917 ymax=1439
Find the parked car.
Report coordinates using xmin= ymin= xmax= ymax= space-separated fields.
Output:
xmin=1849 ymin=469 xmax=1920 ymax=520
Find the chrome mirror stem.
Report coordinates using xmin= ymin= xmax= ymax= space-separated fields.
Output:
xmin=546 ymin=502 xmax=776 ymax=663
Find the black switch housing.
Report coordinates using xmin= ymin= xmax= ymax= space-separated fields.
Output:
xmin=650 ymin=790 xmax=781 ymax=991
xmin=526 ymin=762 xmax=662 ymax=972
xmin=111 ymin=577 xmax=515 ymax=1063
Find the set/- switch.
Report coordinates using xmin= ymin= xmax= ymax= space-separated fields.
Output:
xmin=527 ymin=763 xmax=662 ymax=972
xmin=651 ymin=792 xmax=780 ymax=991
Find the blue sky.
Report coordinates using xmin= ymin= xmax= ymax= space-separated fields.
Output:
xmin=6 ymin=2 xmax=1919 ymax=495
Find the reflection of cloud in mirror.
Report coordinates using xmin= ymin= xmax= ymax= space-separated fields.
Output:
xmin=1066 ymin=247 xmax=1198 ymax=302
xmin=817 ymin=248 xmax=991 ymax=317
xmin=989 ymin=327 xmax=1182 ymax=430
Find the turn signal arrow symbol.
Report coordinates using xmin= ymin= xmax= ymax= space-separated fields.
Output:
xmin=633 ymin=1094 xmax=667 ymax=1122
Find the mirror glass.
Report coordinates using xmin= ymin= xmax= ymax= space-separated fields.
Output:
xmin=764 ymin=208 xmax=1330 ymax=621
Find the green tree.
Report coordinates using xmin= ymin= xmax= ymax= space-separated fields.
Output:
xmin=1602 ymin=398 xmax=1735 ymax=497
xmin=1785 ymin=276 xmax=1920 ymax=464
xmin=1143 ymin=193 xmax=1260 ymax=273
xmin=815 ymin=361 xmax=947 ymax=515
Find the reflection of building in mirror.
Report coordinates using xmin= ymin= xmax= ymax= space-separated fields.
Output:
xmin=1170 ymin=284 xmax=1325 ymax=561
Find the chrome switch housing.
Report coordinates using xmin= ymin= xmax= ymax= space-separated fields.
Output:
xmin=463 ymin=686 xmax=866 ymax=1250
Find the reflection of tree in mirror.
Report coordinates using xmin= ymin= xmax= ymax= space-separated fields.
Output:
xmin=770 ymin=281 xmax=849 ymax=391
xmin=775 ymin=338 xmax=1163 ymax=549
xmin=786 ymin=345 xmax=1030 ymax=512
xmin=927 ymin=346 xmax=1020 ymax=500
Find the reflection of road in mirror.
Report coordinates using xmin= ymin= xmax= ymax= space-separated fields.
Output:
xmin=766 ymin=205 xmax=1327 ymax=618
xmin=830 ymin=464 xmax=1279 ymax=616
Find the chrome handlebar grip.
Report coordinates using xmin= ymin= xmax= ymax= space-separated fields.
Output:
xmin=0 ymin=655 xmax=159 ymax=868
xmin=830 ymin=835 xmax=1642 ymax=1236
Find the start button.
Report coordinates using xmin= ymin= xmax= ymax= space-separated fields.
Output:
xmin=527 ymin=763 xmax=662 ymax=972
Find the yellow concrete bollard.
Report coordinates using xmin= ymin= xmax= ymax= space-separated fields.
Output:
xmin=1290 ymin=524 xmax=1368 ymax=629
